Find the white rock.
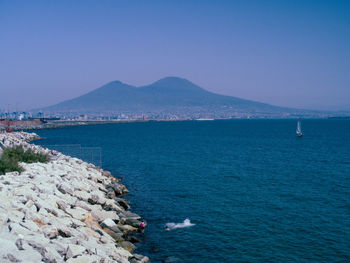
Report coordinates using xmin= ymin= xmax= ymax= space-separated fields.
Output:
xmin=58 ymin=182 xmax=74 ymax=195
xmin=73 ymin=191 xmax=90 ymax=202
xmin=90 ymin=207 xmax=119 ymax=222
xmin=57 ymin=226 xmax=73 ymax=238
xmin=7 ymin=210 xmax=25 ymax=223
xmin=41 ymin=224 xmax=58 ymax=239
xmin=109 ymin=247 xmax=132 ymax=263
xmin=89 ymin=190 xmax=107 ymax=205
xmin=20 ymin=220 xmax=40 ymax=232
xmin=66 ymin=207 xmax=88 ymax=221
xmin=9 ymin=222 xmax=32 ymax=236
xmin=74 ymin=200 xmax=93 ymax=211
xmin=99 ymin=235 xmax=112 ymax=244
xmin=0 ymin=234 xmax=18 ymax=254
xmin=80 ymin=226 xmax=101 ymax=239
xmin=15 ymin=249 xmax=43 ymax=263
xmin=67 ymin=255 xmax=103 ymax=263
xmin=43 ymin=245 xmax=63 ymax=263
xmin=50 ymin=239 xmax=69 ymax=257
xmin=66 ymin=244 xmax=86 ymax=259
xmin=101 ymin=218 xmax=117 ymax=228
xmin=14 ymin=185 xmax=36 ymax=199
xmin=104 ymin=199 xmax=123 ymax=212
xmin=0 ymin=213 xmax=9 ymax=231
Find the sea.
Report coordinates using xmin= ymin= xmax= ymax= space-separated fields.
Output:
xmin=33 ymin=119 xmax=350 ymax=263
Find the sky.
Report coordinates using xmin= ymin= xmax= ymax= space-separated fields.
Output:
xmin=0 ymin=0 xmax=349 ymax=111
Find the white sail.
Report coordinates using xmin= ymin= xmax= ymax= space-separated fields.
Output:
xmin=296 ymin=120 xmax=303 ymax=136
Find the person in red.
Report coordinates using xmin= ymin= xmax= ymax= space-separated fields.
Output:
xmin=139 ymin=221 xmax=147 ymax=233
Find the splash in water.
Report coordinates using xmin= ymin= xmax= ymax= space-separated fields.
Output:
xmin=165 ymin=219 xmax=195 ymax=230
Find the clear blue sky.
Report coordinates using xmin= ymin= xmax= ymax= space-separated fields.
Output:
xmin=1 ymin=0 xmax=349 ymax=111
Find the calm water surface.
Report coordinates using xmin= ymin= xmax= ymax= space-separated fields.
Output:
xmin=34 ymin=120 xmax=350 ymax=263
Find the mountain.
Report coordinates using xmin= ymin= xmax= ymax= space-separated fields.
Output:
xmin=41 ymin=77 xmax=310 ymax=118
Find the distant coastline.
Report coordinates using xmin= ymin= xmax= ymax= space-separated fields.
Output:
xmin=2 ymin=116 xmax=350 ymax=132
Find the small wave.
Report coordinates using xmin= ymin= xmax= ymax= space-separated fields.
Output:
xmin=166 ymin=219 xmax=195 ymax=230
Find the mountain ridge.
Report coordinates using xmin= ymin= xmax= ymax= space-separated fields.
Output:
xmin=40 ymin=77 xmax=310 ymax=118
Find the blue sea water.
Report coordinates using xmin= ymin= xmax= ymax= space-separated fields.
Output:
xmin=33 ymin=120 xmax=350 ymax=263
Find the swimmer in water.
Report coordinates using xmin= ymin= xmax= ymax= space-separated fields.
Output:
xmin=165 ymin=226 xmax=170 ymax=231
xmin=165 ymin=219 xmax=195 ymax=231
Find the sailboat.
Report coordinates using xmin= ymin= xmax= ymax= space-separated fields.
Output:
xmin=296 ymin=120 xmax=303 ymax=137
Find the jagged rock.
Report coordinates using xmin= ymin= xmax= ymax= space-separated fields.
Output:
xmin=99 ymin=235 xmax=113 ymax=244
xmin=73 ymin=191 xmax=90 ymax=202
xmin=45 ymin=207 xmax=60 ymax=217
xmin=41 ymin=195 xmax=60 ymax=209
xmin=33 ymin=199 xmax=49 ymax=211
xmin=14 ymin=249 xmax=43 ymax=263
xmin=90 ymin=207 xmax=119 ymax=223
xmin=74 ymin=200 xmax=92 ymax=211
xmin=27 ymin=239 xmax=47 ymax=257
xmin=106 ymin=190 xmax=116 ymax=199
xmin=106 ymin=182 xmax=123 ymax=196
xmin=123 ymin=211 xmax=141 ymax=220
xmin=130 ymin=254 xmax=151 ymax=263
xmin=24 ymin=199 xmax=38 ymax=213
xmin=100 ymin=218 xmax=122 ymax=234
xmin=57 ymin=227 xmax=72 ymax=238
xmin=0 ymin=213 xmax=9 ymax=231
xmin=79 ymin=227 xmax=101 ymax=239
xmin=65 ymin=244 xmax=86 ymax=260
xmin=20 ymin=220 xmax=40 ymax=232
xmin=56 ymin=200 xmax=68 ymax=212
xmin=115 ymin=198 xmax=130 ymax=210
xmin=42 ymin=246 xmax=62 ymax=263
xmin=14 ymin=185 xmax=36 ymax=200
xmin=113 ymin=247 xmax=133 ymax=261
xmin=88 ymin=191 xmax=107 ymax=206
xmin=126 ymin=235 xmax=141 ymax=243
xmin=0 ymin=235 xmax=19 ymax=259
xmin=7 ymin=210 xmax=25 ymax=223
xmin=66 ymin=255 xmax=99 ymax=263
xmin=118 ymin=224 xmax=138 ymax=233
xmin=66 ymin=207 xmax=88 ymax=221
xmin=103 ymin=228 xmax=124 ymax=242
xmin=103 ymin=199 xmax=123 ymax=212
xmin=121 ymin=218 xmax=142 ymax=228
xmin=41 ymin=225 xmax=58 ymax=239
xmin=118 ymin=241 xmax=136 ymax=253
xmin=9 ymin=223 xmax=32 ymax=236
xmin=49 ymin=239 xmax=69 ymax=257
xmin=3 ymin=253 xmax=21 ymax=262
xmin=15 ymin=239 xmax=24 ymax=250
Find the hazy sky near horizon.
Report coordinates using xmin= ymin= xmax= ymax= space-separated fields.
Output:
xmin=1 ymin=0 xmax=350 ymax=111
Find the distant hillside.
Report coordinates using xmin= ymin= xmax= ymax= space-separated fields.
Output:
xmin=41 ymin=77 xmax=312 ymax=118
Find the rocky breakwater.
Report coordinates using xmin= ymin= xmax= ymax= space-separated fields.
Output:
xmin=0 ymin=132 xmax=41 ymax=155
xmin=0 ymin=132 xmax=149 ymax=263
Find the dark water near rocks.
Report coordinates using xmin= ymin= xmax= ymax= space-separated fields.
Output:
xmin=34 ymin=120 xmax=350 ymax=263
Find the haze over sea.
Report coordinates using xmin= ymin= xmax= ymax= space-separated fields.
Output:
xmin=34 ymin=119 xmax=350 ymax=262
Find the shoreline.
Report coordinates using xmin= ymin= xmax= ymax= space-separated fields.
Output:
xmin=1 ymin=117 xmax=340 ymax=132
xmin=0 ymin=132 xmax=149 ymax=263
xmin=1 ymin=119 xmax=192 ymax=132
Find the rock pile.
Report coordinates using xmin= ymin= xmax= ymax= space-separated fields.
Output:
xmin=0 ymin=132 xmax=149 ymax=263
xmin=0 ymin=132 xmax=40 ymax=155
